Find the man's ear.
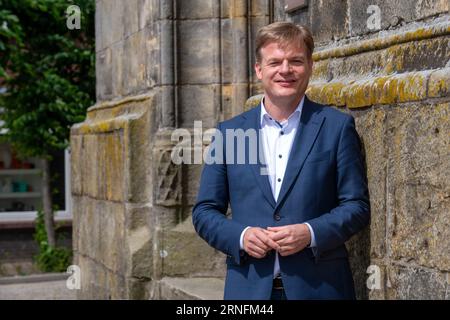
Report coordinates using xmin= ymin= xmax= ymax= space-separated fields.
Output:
xmin=254 ymin=62 xmax=263 ymax=80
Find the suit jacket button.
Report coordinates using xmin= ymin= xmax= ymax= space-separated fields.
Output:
xmin=274 ymin=214 xmax=281 ymax=221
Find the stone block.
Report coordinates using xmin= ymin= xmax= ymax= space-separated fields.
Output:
xmin=81 ymin=135 xmax=98 ymax=198
xmin=138 ymin=0 xmax=156 ymax=30
xmin=428 ymin=68 xmax=450 ymax=98
xmin=153 ymin=145 xmax=182 ymax=207
xmin=182 ymin=164 xmax=203 ymax=206
xmin=309 ymin=0 xmax=348 ymax=44
xmin=353 ymin=107 xmax=388 ymax=259
xmin=382 ymin=37 xmax=450 ymax=75
xmin=177 ymin=20 xmax=220 ymax=85
xmin=158 ymin=277 xmax=225 ymax=300
xmin=121 ymin=30 xmax=148 ymax=95
xmin=110 ymin=41 xmax=123 ymax=98
xmin=221 ymin=0 xmax=247 ymax=18
xmin=387 ymin=103 xmax=450 ymax=271
xmin=128 ymin=100 xmax=155 ymax=203
xmin=221 ymin=83 xmax=250 ymax=120
xmin=128 ymin=225 xmax=153 ymax=278
xmin=348 ymin=0 xmax=449 ymax=36
xmin=107 ymin=270 xmax=127 ymax=299
xmin=127 ymin=277 xmax=149 ymax=299
xmin=220 ymin=18 xmax=249 ymax=84
xmin=251 ymin=0 xmax=270 ymax=17
xmin=123 ymin=0 xmax=139 ymax=38
xmin=100 ymin=201 xmax=126 ymax=274
xmin=158 ymin=219 xmax=227 ymax=277
xmin=178 ymin=84 xmax=220 ymax=128
xmin=70 ymin=135 xmax=83 ymax=195
xmin=96 ymin=48 xmax=112 ymax=101
xmin=385 ymin=264 xmax=448 ymax=299
xmin=177 ymin=0 xmax=220 ymax=19
xmin=346 ymin=227 xmax=371 ymax=300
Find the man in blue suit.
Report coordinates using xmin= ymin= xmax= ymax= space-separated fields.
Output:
xmin=192 ymin=22 xmax=370 ymax=300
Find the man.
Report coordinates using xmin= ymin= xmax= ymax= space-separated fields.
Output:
xmin=192 ymin=22 xmax=370 ymax=300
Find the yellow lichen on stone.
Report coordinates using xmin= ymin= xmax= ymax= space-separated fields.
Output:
xmin=428 ymin=68 xmax=450 ymax=98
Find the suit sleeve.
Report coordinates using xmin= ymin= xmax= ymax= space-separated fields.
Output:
xmin=192 ymin=123 xmax=247 ymax=265
xmin=306 ymin=115 xmax=370 ymax=256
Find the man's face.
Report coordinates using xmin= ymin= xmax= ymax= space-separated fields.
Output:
xmin=255 ymin=41 xmax=313 ymax=103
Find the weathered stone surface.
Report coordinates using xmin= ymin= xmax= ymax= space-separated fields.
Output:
xmin=178 ymin=85 xmax=220 ymax=128
xmin=182 ymin=164 xmax=203 ymax=207
xmin=346 ymin=227 xmax=371 ymax=300
xmin=220 ymin=18 xmax=249 ymax=84
xmin=128 ymin=225 xmax=152 ymax=278
xmin=251 ymin=0 xmax=271 ymax=17
xmin=104 ymin=132 xmax=125 ymax=202
xmin=221 ymin=83 xmax=250 ymax=120
xmin=348 ymin=0 xmax=449 ymax=36
xmin=177 ymin=20 xmax=220 ymax=85
xmin=177 ymin=0 xmax=220 ymax=19
xmin=353 ymin=108 xmax=388 ymax=259
xmin=385 ymin=264 xmax=448 ymax=299
xmin=158 ymin=277 xmax=224 ymax=300
xmin=123 ymin=0 xmax=139 ymax=38
xmin=159 ymin=219 xmax=226 ymax=277
xmin=70 ymin=135 xmax=83 ymax=195
xmin=97 ymin=201 xmax=126 ymax=274
xmin=309 ymin=0 xmax=348 ymax=44
xmin=121 ymin=30 xmax=147 ymax=95
xmin=387 ymin=103 xmax=450 ymax=271
xmin=81 ymin=135 xmax=99 ymax=198
xmin=128 ymin=99 xmax=155 ymax=203
xmin=153 ymin=145 xmax=182 ymax=207
xmin=221 ymin=0 xmax=247 ymax=18
xmin=96 ymin=48 xmax=112 ymax=100
xmin=428 ymin=68 xmax=450 ymax=98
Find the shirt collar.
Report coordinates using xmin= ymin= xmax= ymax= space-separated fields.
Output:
xmin=260 ymin=96 xmax=305 ymax=128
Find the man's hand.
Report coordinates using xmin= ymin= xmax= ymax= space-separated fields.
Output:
xmin=266 ymin=224 xmax=311 ymax=256
xmin=243 ymin=227 xmax=281 ymax=259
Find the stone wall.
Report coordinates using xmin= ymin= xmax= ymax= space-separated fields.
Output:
xmin=274 ymin=0 xmax=449 ymax=299
xmin=71 ymin=0 xmax=449 ymax=299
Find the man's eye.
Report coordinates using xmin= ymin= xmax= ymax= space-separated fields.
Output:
xmin=291 ymin=60 xmax=304 ymax=65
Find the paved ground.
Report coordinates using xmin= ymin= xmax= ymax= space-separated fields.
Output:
xmin=0 ymin=273 xmax=77 ymax=300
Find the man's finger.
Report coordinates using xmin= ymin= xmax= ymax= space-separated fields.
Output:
xmin=267 ymin=226 xmax=285 ymax=232
xmin=267 ymin=231 xmax=286 ymax=242
xmin=255 ymin=232 xmax=280 ymax=250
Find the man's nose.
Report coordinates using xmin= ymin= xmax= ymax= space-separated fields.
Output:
xmin=279 ymin=60 xmax=291 ymax=73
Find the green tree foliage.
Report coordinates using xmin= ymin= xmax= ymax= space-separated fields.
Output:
xmin=0 ymin=0 xmax=95 ymax=158
xmin=34 ymin=209 xmax=72 ymax=272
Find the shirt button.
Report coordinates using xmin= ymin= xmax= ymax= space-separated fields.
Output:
xmin=278 ymin=154 xmax=282 ymax=158
xmin=277 ymin=178 xmax=281 ymax=182
xmin=280 ymin=131 xmax=284 ymax=135
xmin=274 ymin=214 xmax=281 ymax=221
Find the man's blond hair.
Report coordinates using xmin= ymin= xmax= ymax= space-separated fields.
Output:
xmin=255 ymin=22 xmax=314 ymax=62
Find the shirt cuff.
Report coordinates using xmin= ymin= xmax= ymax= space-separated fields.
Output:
xmin=239 ymin=226 xmax=251 ymax=250
xmin=305 ymin=223 xmax=316 ymax=248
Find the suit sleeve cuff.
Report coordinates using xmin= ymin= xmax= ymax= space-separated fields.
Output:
xmin=305 ymin=223 xmax=316 ymax=248
xmin=239 ymin=226 xmax=251 ymax=250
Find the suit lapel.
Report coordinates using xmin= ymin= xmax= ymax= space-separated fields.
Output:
xmin=243 ymin=105 xmax=277 ymax=208
xmin=275 ymin=97 xmax=325 ymax=210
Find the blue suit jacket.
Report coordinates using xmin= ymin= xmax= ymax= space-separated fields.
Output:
xmin=192 ymin=96 xmax=370 ymax=300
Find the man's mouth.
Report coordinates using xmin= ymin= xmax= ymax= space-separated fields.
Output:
xmin=275 ymin=79 xmax=297 ymax=86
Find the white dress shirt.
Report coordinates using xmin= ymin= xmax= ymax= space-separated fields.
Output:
xmin=239 ymin=96 xmax=316 ymax=278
